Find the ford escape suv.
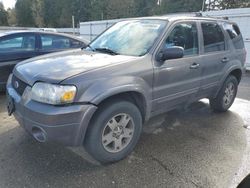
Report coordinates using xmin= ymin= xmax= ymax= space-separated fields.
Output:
xmin=6 ymin=15 xmax=246 ymax=163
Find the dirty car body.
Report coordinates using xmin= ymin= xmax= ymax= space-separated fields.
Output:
xmin=6 ymin=15 xmax=246 ymax=163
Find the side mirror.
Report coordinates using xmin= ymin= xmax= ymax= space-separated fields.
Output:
xmin=157 ymin=46 xmax=184 ymax=61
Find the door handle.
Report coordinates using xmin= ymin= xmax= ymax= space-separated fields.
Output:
xmin=221 ymin=57 xmax=229 ymax=63
xmin=190 ymin=63 xmax=200 ymax=69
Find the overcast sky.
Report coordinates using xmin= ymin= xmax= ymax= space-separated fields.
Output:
xmin=0 ymin=0 xmax=16 ymax=9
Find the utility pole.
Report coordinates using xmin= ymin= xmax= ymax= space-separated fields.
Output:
xmin=202 ymin=0 xmax=206 ymax=11
xmin=101 ymin=12 xmax=104 ymax=20
xmin=72 ymin=15 xmax=75 ymax=35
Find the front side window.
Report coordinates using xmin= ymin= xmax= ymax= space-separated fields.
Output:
xmin=0 ymin=35 xmax=35 ymax=52
xmin=41 ymin=34 xmax=71 ymax=50
xmin=222 ymin=23 xmax=244 ymax=49
xmin=88 ymin=20 xmax=168 ymax=56
xmin=201 ymin=22 xmax=225 ymax=53
xmin=164 ymin=22 xmax=199 ymax=56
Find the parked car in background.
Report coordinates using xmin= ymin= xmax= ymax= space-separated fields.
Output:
xmin=0 ymin=31 xmax=88 ymax=91
xmin=6 ymin=15 xmax=246 ymax=163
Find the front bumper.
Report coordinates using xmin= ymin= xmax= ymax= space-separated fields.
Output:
xmin=6 ymin=74 xmax=97 ymax=146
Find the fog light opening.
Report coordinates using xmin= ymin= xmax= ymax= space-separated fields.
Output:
xmin=32 ymin=127 xmax=47 ymax=143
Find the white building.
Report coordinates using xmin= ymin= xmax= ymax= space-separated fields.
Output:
xmin=80 ymin=8 xmax=250 ymax=69
xmin=80 ymin=19 xmax=123 ymax=41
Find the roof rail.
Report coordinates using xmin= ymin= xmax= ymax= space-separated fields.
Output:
xmin=162 ymin=12 xmax=203 ymax=17
xmin=201 ymin=13 xmax=230 ymax=20
xmin=162 ymin=12 xmax=229 ymax=20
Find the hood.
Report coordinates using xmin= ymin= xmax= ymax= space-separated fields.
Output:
xmin=14 ymin=49 xmax=138 ymax=85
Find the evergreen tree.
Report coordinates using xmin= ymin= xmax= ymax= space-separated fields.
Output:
xmin=15 ymin=0 xmax=35 ymax=26
xmin=0 ymin=2 xmax=8 ymax=26
xmin=5 ymin=0 xmax=250 ymax=27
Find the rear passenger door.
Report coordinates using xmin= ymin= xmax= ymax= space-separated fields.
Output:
xmin=38 ymin=34 xmax=84 ymax=55
xmin=198 ymin=21 xmax=229 ymax=97
xmin=222 ymin=22 xmax=246 ymax=68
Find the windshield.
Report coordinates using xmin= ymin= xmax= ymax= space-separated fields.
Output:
xmin=88 ymin=19 xmax=167 ymax=56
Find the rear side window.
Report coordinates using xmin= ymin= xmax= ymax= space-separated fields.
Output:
xmin=201 ymin=22 xmax=225 ymax=53
xmin=0 ymin=35 xmax=35 ymax=52
xmin=41 ymin=34 xmax=83 ymax=50
xmin=41 ymin=34 xmax=71 ymax=50
xmin=222 ymin=23 xmax=244 ymax=49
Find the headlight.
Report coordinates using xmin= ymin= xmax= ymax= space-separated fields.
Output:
xmin=31 ymin=82 xmax=76 ymax=105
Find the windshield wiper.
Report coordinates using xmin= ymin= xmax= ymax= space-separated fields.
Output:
xmin=95 ymin=48 xmax=119 ymax=55
xmin=82 ymin=44 xmax=95 ymax=51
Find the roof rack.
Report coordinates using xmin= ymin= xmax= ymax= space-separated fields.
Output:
xmin=161 ymin=12 xmax=229 ymax=20
xmin=162 ymin=12 xmax=203 ymax=18
xmin=201 ymin=13 xmax=230 ymax=20
xmin=195 ymin=12 xmax=229 ymax=20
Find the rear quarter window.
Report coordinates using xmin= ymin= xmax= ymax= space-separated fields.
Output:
xmin=222 ymin=23 xmax=244 ymax=49
xmin=70 ymin=39 xmax=85 ymax=48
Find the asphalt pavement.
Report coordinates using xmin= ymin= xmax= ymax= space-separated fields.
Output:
xmin=0 ymin=72 xmax=249 ymax=188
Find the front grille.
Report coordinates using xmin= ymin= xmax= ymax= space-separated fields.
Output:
xmin=12 ymin=75 xmax=28 ymax=96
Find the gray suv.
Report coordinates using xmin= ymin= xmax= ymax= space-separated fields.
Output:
xmin=6 ymin=15 xmax=246 ymax=163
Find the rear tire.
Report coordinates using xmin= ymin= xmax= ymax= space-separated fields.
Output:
xmin=84 ymin=100 xmax=142 ymax=164
xmin=210 ymin=75 xmax=238 ymax=112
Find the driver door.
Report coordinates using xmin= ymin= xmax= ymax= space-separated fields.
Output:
xmin=152 ymin=21 xmax=202 ymax=114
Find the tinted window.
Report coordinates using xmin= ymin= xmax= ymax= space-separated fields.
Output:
xmin=165 ymin=23 xmax=198 ymax=56
xmin=0 ymin=35 xmax=35 ymax=52
xmin=41 ymin=34 xmax=83 ymax=50
xmin=201 ymin=22 xmax=225 ymax=53
xmin=41 ymin=34 xmax=71 ymax=50
xmin=71 ymin=39 xmax=84 ymax=48
xmin=222 ymin=23 xmax=244 ymax=49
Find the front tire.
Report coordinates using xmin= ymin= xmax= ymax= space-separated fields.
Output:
xmin=84 ymin=100 xmax=142 ymax=163
xmin=210 ymin=75 xmax=238 ymax=112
